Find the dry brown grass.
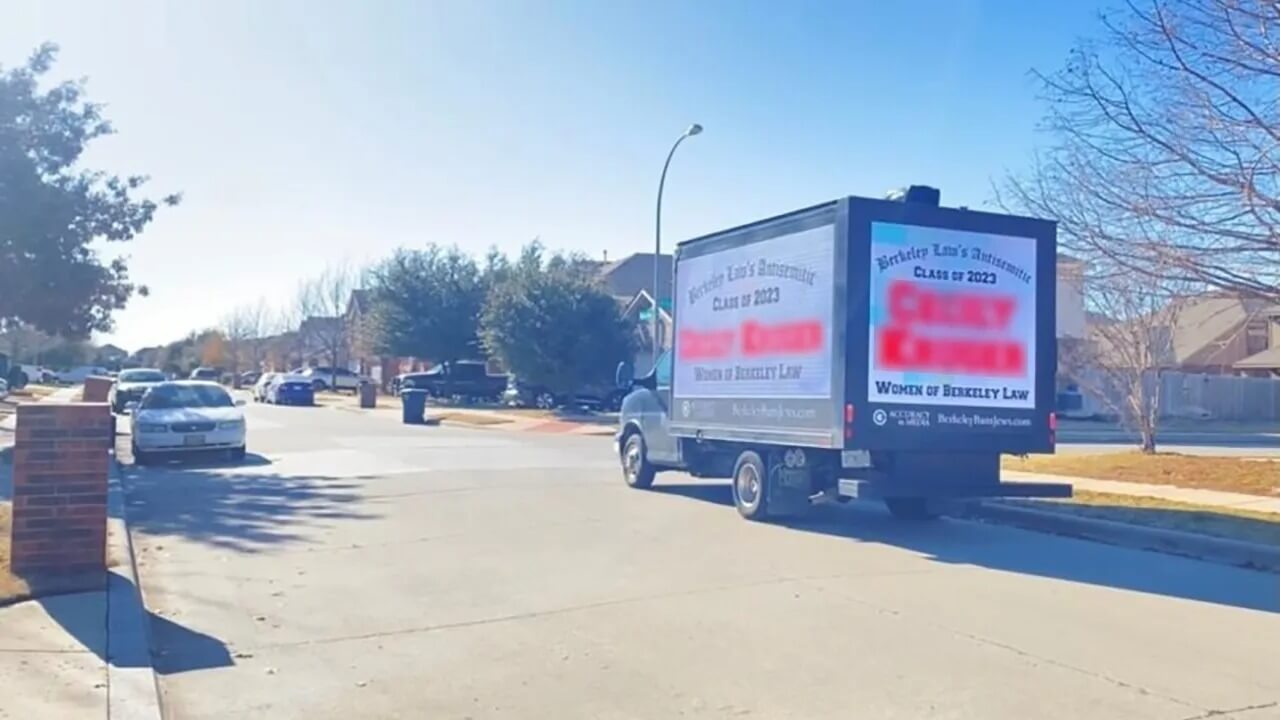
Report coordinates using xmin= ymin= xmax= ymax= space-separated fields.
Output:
xmin=1012 ymin=490 xmax=1280 ymax=547
xmin=0 ymin=501 xmax=23 ymax=602
xmin=433 ymin=412 xmax=511 ymax=427
xmin=1002 ymin=452 xmax=1280 ymax=496
xmin=7 ymin=384 xmax=57 ymax=401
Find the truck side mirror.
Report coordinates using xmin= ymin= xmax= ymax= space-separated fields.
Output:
xmin=615 ymin=361 xmax=634 ymax=389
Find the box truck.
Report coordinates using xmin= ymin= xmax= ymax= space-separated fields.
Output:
xmin=614 ymin=188 xmax=1071 ymax=520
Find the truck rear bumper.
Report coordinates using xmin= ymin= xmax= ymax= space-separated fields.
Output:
xmin=837 ymin=478 xmax=1071 ymax=501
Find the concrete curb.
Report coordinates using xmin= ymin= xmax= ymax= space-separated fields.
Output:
xmin=962 ymin=501 xmax=1280 ymax=573
xmin=106 ymin=457 xmax=165 ymax=720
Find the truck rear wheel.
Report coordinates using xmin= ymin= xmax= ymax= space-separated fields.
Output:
xmin=732 ymin=450 xmax=769 ymax=521
xmin=884 ymin=498 xmax=939 ymax=521
xmin=621 ymin=433 xmax=655 ymax=489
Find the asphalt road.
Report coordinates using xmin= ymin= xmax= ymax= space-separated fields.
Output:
xmin=120 ymin=402 xmax=1280 ymax=720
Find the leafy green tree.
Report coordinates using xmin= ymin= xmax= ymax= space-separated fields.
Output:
xmin=481 ymin=242 xmax=633 ymax=397
xmin=0 ymin=43 xmax=179 ymax=337
xmin=370 ymin=245 xmax=486 ymax=391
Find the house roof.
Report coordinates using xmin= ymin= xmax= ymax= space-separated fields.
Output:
xmin=347 ymin=289 xmax=372 ymax=315
xmin=299 ymin=316 xmax=341 ymax=336
xmin=621 ymin=289 xmax=672 ymax=323
xmin=1168 ymin=296 xmax=1270 ymax=365
xmin=1235 ymin=345 xmax=1280 ymax=370
xmin=599 ymin=253 xmax=672 ymax=301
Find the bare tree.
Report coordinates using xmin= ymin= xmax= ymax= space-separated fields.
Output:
xmin=1004 ymin=0 xmax=1280 ymax=302
xmin=296 ymin=265 xmax=355 ymax=389
xmin=1062 ymin=271 xmax=1189 ymax=453
xmin=220 ymin=299 xmax=271 ymax=387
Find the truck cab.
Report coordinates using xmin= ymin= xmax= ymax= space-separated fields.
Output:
xmin=617 ymin=352 xmax=679 ymax=479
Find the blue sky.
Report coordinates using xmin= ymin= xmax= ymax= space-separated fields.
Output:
xmin=3 ymin=0 xmax=1105 ymax=350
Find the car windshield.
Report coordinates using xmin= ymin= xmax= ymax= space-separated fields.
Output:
xmin=140 ymin=384 xmax=234 ymax=410
xmin=119 ymin=370 xmax=165 ymax=383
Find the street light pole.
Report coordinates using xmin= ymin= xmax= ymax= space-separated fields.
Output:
xmin=654 ymin=123 xmax=702 ymax=369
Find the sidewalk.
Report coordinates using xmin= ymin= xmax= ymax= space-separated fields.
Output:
xmin=0 ymin=385 xmax=162 ymax=719
xmin=1005 ymin=470 xmax=1280 ymax=515
xmin=322 ymin=394 xmax=617 ymax=436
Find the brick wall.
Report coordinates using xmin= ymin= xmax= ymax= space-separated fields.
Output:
xmin=83 ymin=375 xmax=113 ymax=403
xmin=9 ymin=403 xmax=112 ymax=575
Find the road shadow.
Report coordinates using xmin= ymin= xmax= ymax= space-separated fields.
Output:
xmin=121 ymin=450 xmax=377 ymax=553
xmin=654 ymin=482 xmax=1280 ymax=614
xmin=37 ymin=574 xmax=233 ymax=675
xmin=148 ymin=612 xmax=234 ymax=675
xmin=140 ymin=451 xmax=273 ymax=469
xmin=998 ymin=499 xmax=1280 ymax=548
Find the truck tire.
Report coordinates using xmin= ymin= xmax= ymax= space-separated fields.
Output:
xmin=621 ymin=432 xmax=655 ymax=489
xmin=884 ymin=498 xmax=939 ymax=522
xmin=732 ymin=450 xmax=769 ymax=521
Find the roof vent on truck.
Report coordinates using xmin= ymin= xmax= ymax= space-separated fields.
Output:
xmin=885 ymin=185 xmax=941 ymax=207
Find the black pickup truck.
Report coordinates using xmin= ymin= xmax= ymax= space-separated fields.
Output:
xmin=395 ymin=361 xmax=507 ymax=401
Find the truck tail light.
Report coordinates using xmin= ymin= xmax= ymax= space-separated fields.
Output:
xmin=1048 ymin=412 xmax=1057 ymax=445
xmin=844 ymin=403 xmax=854 ymax=440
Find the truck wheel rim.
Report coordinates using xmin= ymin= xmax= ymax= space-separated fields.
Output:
xmin=537 ymin=393 xmax=555 ymax=409
xmin=736 ymin=464 xmax=761 ymax=508
xmin=624 ymin=440 xmax=641 ymax=479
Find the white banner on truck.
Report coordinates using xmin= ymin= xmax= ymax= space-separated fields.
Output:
xmin=867 ymin=222 xmax=1037 ymax=409
xmin=673 ymin=224 xmax=835 ymax=399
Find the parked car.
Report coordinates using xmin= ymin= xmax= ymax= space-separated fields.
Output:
xmin=503 ymin=375 xmax=625 ymax=412
xmin=266 ymin=374 xmax=316 ymax=406
xmin=252 ymin=372 xmax=278 ymax=402
xmin=397 ymin=361 xmax=506 ymax=402
xmin=129 ymin=381 xmax=247 ymax=465
xmin=55 ymin=365 xmax=110 ymax=385
xmin=6 ymin=366 xmax=27 ymax=390
xmin=297 ymin=366 xmax=368 ymax=393
xmin=240 ymin=370 xmax=262 ymax=386
xmin=189 ymin=367 xmax=221 ymax=382
xmin=20 ymin=365 xmax=56 ymax=385
xmin=109 ymin=368 xmax=168 ymax=414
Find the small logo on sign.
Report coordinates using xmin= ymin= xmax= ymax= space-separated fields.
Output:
xmin=872 ymin=409 xmax=887 ymax=426
xmin=681 ymin=400 xmax=691 ymax=418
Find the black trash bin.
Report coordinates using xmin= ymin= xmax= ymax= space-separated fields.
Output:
xmin=401 ymin=388 xmax=428 ymax=424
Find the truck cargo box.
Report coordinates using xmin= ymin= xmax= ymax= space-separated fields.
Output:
xmin=668 ymin=195 xmax=1056 ymax=455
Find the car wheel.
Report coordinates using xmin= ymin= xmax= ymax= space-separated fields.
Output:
xmin=132 ymin=443 xmax=150 ymax=466
xmin=312 ymin=379 xmax=327 ymax=391
xmin=621 ymin=432 xmax=655 ymax=489
xmin=534 ymin=391 xmax=557 ymax=410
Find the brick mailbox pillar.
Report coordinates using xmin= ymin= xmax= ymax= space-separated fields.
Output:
xmin=83 ymin=376 xmax=113 ymax=403
xmin=9 ymin=403 xmax=112 ymax=575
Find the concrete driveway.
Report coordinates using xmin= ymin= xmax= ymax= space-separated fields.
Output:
xmin=119 ymin=401 xmax=1280 ymax=719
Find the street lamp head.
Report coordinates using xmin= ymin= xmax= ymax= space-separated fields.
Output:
xmin=686 ymin=123 xmax=703 ymax=137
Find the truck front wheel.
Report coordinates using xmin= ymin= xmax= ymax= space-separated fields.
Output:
xmin=621 ymin=433 xmax=655 ymax=489
xmin=884 ymin=498 xmax=940 ymax=522
xmin=732 ymin=450 xmax=769 ymax=521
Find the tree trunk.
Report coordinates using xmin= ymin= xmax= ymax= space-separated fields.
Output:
xmin=1139 ymin=428 xmax=1157 ymax=454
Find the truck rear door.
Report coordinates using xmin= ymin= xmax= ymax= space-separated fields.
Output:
xmin=844 ymin=197 xmax=1057 ymax=454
